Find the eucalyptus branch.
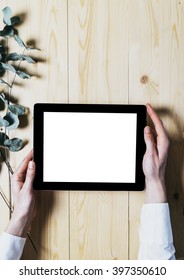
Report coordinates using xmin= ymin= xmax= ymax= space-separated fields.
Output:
xmin=0 ymin=186 xmax=11 ymax=210
xmin=8 ymin=47 xmax=26 ymax=105
xmin=0 ymin=6 xmax=40 ymax=256
xmin=0 ymin=148 xmax=14 ymax=174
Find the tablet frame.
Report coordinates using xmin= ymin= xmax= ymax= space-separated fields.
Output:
xmin=33 ymin=103 xmax=146 ymax=191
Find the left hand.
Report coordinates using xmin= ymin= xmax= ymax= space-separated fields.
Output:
xmin=5 ymin=150 xmax=36 ymax=237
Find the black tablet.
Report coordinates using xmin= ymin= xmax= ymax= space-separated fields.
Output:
xmin=33 ymin=103 xmax=146 ymax=191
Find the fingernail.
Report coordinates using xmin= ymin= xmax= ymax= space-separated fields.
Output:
xmin=28 ymin=161 xmax=34 ymax=169
xmin=145 ymin=126 xmax=150 ymax=133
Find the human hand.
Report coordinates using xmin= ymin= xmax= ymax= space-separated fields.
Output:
xmin=143 ymin=104 xmax=170 ymax=203
xmin=5 ymin=150 xmax=36 ymax=237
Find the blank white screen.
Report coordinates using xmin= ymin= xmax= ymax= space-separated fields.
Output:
xmin=44 ymin=112 xmax=137 ymax=183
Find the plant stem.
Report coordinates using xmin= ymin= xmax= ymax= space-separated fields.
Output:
xmin=0 ymin=187 xmax=12 ymax=211
xmin=8 ymin=48 xmax=26 ymax=105
xmin=0 ymin=148 xmax=13 ymax=219
xmin=0 ymin=148 xmax=13 ymax=175
xmin=5 ymin=48 xmax=26 ymax=219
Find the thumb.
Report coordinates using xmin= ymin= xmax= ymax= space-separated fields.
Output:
xmin=24 ymin=160 xmax=36 ymax=189
xmin=144 ymin=126 xmax=156 ymax=153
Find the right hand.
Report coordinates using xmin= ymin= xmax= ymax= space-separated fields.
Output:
xmin=143 ymin=104 xmax=170 ymax=203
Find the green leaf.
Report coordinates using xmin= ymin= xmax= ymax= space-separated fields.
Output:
xmin=6 ymin=53 xmax=35 ymax=63
xmin=0 ymin=93 xmax=8 ymax=103
xmin=3 ymin=138 xmax=23 ymax=151
xmin=6 ymin=52 xmax=20 ymax=61
xmin=11 ymin=16 xmax=21 ymax=26
xmin=0 ymin=117 xmax=9 ymax=127
xmin=0 ymin=45 xmax=4 ymax=53
xmin=8 ymin=104 xmax=26 ymax=115
xmin=0 ymin=62 xmax=16 ymax=73
xmin=0 ymin=132 xmax=9 ymax=145
xmin=0 ymin=79 xmax=11 ymax=87
xmin=2 ymin=7 xmax=12 ymax=26
xmin=3 ymin=112 xmax=19 ymax=130
xmin=14 ymin=35 xmax=40 ymax=50
xmin=0 ymin=25 xmax=14 ymax=38
xmin=21 ymin=55 xmax=35 ymax=63
xmin=16 ymin=70 xmax=30 ymax=79
xmin=14 ymin=34 xmax=26 ymax=48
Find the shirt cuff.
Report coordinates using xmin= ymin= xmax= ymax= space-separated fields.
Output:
xmin=138 ymin=203 xmax=175 ymax=260
xmin=0 ymin=232 xmax=26 ymax=260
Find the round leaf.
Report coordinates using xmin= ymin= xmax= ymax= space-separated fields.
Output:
xmin=0 ymin=62 xmax=16 ymax=73
xmin=3 ymin=138 xmax=23 ymax=151
xmin=11 ymin=16 xmax=21 ymax=26
xmin=14 ymin=35 xmax=26 ymax=48
xmin=21 ymin=55 xmax=35 ymax=63
xmin=6 ymin=53 xmax=35 ymax=64
xmin=14 ymin=35 xmax=40 ymax=50
xmin=16 ymin=70 xmax=30 ymax=79
xmin=3 ymin=112 xmax=19 ymax=130
xmin=0 ymin=93 xmax=8 ymax=104
xmin=8 ymin=104 xmax=26 ymax=115
xmin=0 ymin=132 xmax=9 ymax=145
xmin=0 ymin=117 xmax=9 ymax=127
xmin=2 ymin=7 xmax=12 ymax=26
xmin=6 ymin=52 xmax=20 ymax=61
xmin=0 ymin=26 xmax=14 ymax=38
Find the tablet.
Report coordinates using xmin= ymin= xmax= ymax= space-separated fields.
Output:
xmin=33 ymin=103 xmax=146 ymax=191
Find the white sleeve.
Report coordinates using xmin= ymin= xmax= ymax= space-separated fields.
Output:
xmin=138 ymin=203 xmax=175 ymax=260
xmin=0 ymin=232 xmax=26 ymax=260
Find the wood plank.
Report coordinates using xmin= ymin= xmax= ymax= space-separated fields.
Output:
xmin=128 ymin=0 xmax=159 ymax=260
xmin=128 ymin=0 xmax=184 ymax=259
xmin=68 ymin=0 xmax=129 ymax=259
xmin=159 ymin=0 xmax=184 ymax=260
xmin=5 ymin=0 xmax=69 ymax=259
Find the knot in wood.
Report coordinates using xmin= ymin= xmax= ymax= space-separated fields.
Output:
xmin=140 ymin=75 xmax=149 ymax=84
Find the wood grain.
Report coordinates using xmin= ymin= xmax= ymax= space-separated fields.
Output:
xmin=128 ymin=0 xmax=159 ymax=260
xmin=128 ymin=0 xmax=184 ymax=259
xmin=0 ymin=0 xmax=184 ymax=260
xmin=68 ymin=0 xmax=129 ymax=259
xmin=159 ymin=0 xmax=184 ymax=260
xmin=3 ymin=0 xmax=69 ymax=259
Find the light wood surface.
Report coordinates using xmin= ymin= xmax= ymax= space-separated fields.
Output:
xmin=68 ymin=0 xmax=129 ymax=260
xmin=0 ymin=0 xmax=184 ymax=260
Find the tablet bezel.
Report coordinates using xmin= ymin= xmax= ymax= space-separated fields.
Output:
xmin=33 ymin=103 xmax=146 ymax=191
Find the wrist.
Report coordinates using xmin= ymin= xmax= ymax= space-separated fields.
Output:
xmin=5 ymin=213 xmax=30 ymax=237
xmin=145 ymin=177 xmax=167 ymax=204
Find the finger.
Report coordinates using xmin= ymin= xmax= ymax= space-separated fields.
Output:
xmin=12 ymin=150 xmax=33 ymax=193
xmin=144 ymin=126 xmax=157 ymax=154
xmin=146 ymin=104 xmax=167 ymax=136
xmin=13 ymin=150 xmax=33 ymax=179
xmin=146 ymin=104 xmax=169 ymax=160
xmin=24 ymin=161 xmax=36 ymax=190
